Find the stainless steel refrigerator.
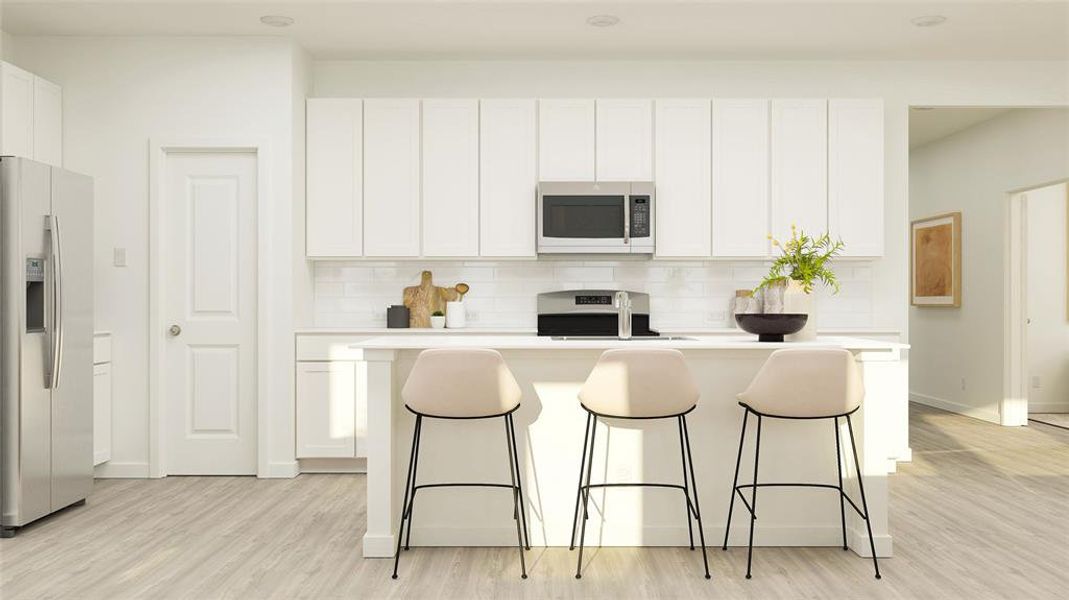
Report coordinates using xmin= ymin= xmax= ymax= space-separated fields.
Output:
xmin=1 ymin=156 xmax=93 ymax=537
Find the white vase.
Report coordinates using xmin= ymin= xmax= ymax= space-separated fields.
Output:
xmin=430 ymin=315 xmax=446 ymax=329
xmin=783 ymin=279 xmax=817 ymax=341
xmin=762 ymin=281 xmax=786 ymax=314
xmin=445 ymin=301 xmax=466 ymax=328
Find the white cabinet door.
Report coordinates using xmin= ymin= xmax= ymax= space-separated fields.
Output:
xmin=771 ymin=99 xmax=827 ymax=242
xmin=539 ymin=99 xmax=595 ymax=181
xmin=654 ymin=99 xmax=712 ymax=257
xmin=480 ymin=99 xmax=537 ymax=257
xmin=93 ymin=363 xmax=112 ymax=466
xmin=296 ymin=361 xmax=356 ymax=458
xmin=32 ymin=76 xmax=62 ymax=166
xmin=712 ymin=99 xmax=770 ymax=257
xmin=422 ymin=99 xmax=479 ymax=257
xmin=596 ymin=99 xmax=652 ymax=181
xmin=1 ymin=62 xmax=35 ymax=159
xmin=306 ymin=99 xmax=363 ymax=257
xmin=363 ymin=99 xmax=421 ymax=256
xmin=829 ymin=99 xmax=884 ymax=257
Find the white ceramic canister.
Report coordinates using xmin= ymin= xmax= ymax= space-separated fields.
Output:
xmin=446 ymin=301 xmax=466 ymax=329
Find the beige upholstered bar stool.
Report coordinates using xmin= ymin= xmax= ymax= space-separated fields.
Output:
xmin=391 ymin=348 xmax=530 ymax=580
xmin=721 ymin=348 xmax=881 ymax=580
xmin=570 ymin=348 xmax=711 ymax=580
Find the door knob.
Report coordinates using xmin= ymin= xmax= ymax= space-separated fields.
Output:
xmin=168 ymin=324 xmax=182 ymax=337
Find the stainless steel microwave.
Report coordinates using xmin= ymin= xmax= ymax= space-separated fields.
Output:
xmin=537 ymin=181 xmax=655 ymax=254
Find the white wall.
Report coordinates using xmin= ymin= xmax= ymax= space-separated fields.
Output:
xmin=11 ymin=36 xmax=302 ymax=477
xmin=1025 ymin=183 xmax=1069 ymax=413
xmin=910 ymin=109 xmax=1069 ymax=423
xmin=312 ymin=59 xmax=1069 ymax=338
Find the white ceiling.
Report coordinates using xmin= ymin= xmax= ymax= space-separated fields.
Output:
xmin=909 ymin=107 xmax=1015 ymax=149
xmin=2 ymin=1 xmax=1068 ymax=60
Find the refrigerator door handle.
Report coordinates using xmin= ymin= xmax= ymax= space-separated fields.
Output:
xmin=48 ymin=214 xmax=64 ymax=389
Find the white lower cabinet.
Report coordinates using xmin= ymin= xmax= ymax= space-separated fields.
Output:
xmin=296 ymin=362 xmax=358 ymax=458
xmin=92 ymin=333 xmax=112 ymax=466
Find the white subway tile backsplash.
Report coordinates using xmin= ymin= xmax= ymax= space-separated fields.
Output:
xmin=313 ymin=259 xmax=876 ymax=329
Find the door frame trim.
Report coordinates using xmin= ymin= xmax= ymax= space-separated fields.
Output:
xmin=1002 ymin=179 xmax=1069 ymax=426
xmin=148 ymin=138 xmax=272 ymax=477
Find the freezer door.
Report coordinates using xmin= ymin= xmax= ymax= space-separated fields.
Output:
xmin=1 ymin=157 xmax=53 ymax=527
xmin=49 ymin=167 xmax=94 ymax=510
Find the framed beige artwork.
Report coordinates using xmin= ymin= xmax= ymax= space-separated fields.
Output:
xmin=911 ymin=212 xmax=962 ymax=307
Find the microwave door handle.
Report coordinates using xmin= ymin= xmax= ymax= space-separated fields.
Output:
xmin=48 ymin=215 xmax=64 ymax=389
xmin=623 ymin=196 xmax=631 ymax=245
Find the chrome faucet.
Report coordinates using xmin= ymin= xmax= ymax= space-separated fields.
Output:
xmin=615 ymin=291 xmax=633 ymax=340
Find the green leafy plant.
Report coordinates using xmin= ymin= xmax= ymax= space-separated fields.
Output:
xmin=756 ymin=226 xmax=845 ymax=294
xmin=431 ymin=310 xmax=445 ymax=317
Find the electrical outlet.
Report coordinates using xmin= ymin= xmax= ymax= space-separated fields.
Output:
xmin=113 ymin=247 xmax=127 ymax=267
xmin=1031 ymin=376 xmax=1042 ymax=390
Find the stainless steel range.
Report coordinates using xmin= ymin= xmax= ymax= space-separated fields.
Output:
xmin=536 ymin=290 xmax=658 ymax=339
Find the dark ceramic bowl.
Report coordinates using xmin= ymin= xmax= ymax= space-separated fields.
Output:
xmin=735 ymin=313 xmax=809 ymax=342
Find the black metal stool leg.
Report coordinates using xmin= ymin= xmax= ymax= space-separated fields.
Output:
xmin=575 ymin=416 xmax=598 ymax=579
xmin=504 ymin=415 xmax=528 ymax=579
xmin=676 ymin=416 xmax=695 ymax=551
xmin=834 ymin=417 xmax=848 ymax=551
xmin=745 ymin=415 xmax=762 ymax=579
xmin=681 ymin=415 xmax=712 ymax=580
xmin=392 ymin=415 xmax=422 ymax=579
xmin=404 ymin=415 xmax=424 ymax=551
xmin=569 ymin=412 xmax=593 ymax=551
xmin=846 ymin=415 xmax=882 ymax=580
xmin=507 ymin=414 xmax=531 ymax=550
xmin=722 ymin=408 xmax=749 ymax=550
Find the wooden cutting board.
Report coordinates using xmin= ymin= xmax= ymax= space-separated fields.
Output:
xmin=403 ymin=270 xmax=459 ymax=328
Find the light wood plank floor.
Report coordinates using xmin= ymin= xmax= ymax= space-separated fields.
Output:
xmin=2 ymin=403 xmax=1067 ymax=599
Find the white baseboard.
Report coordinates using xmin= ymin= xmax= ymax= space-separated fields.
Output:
xmin=909 ymin=392 xmax=1000 ymax=424
xmin=393 ymin=525 xmax=893 ymax=558
xmin=260 ymin=461 xmax=299 ymax=479
xmin=299 ymin=457 xmax=367 ymax=474
xmin=1029 ymin=402 xmax=1069 ymax=414
xmin=363 ymin=534 xmax=396 ymax=558
xmin=93 ymin=461 xmax=150 ymax=479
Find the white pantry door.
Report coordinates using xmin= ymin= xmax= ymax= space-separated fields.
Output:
xmin=164 ymin=151 xmax=258 ymax=475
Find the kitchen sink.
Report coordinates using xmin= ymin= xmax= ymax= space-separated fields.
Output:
xmin=550 ymin=336 xmax=697 ymax=341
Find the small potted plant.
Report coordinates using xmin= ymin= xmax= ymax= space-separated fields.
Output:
xmin=755 ymin=225 xmax=844 ymax=340
xmin=430 ymin=310 xmax=446 ymax=329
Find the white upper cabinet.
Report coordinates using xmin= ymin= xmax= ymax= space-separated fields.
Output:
xmin=829 ymin=99 xmax=884 ymax=256
xmin=422 ymin=99 xmax=480 ymax=257
xmin=0 ymin=62 xmax=63 ymax=167
xmin=363 ymin=99 xmax=421 ymax=257
xmin=539 ymin=99 xmax=595 ymax=182
xmin=596 ymin=99 xmax=652 ymax=181
xmin=480 ymin=99 xmax=537 ymax=257
xmin=32 ymin=76 xmax=62 ymax=167
xmin=654 ymin=99 xmax=712 ymax=257
xmin=770 ymin=99 xmax=827 ymax=242
xmin=306 ymin=99 xmax=363 ymax=257
xmin=712 ymin=99 xmax=770 ymax=257
xmin=1 ymin=62 xmax=36 ymax=161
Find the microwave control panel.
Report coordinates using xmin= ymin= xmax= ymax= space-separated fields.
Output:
xmin=630 ymin=196 xmax=651 ymax=238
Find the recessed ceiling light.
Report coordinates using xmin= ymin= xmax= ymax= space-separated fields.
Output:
xmin=260 ymin=15 xmax=295 ymax=28
xmin=586 ymin=15 xmax=620 ymax=28
xmin=911 ymin=15 xmax=947 ymax=28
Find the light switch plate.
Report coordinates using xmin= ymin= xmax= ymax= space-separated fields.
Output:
xmin=113 ymin=247 xmax=127 ymax=267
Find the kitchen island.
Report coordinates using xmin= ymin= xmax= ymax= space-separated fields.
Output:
xmin=338 ymin=334 xmax=908 ymax=559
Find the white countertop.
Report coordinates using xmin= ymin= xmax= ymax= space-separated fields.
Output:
xmin=347 ymin=334 xmax=907 ymax=351
xmin=297 ymin=326 xmax=902 ymax=337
